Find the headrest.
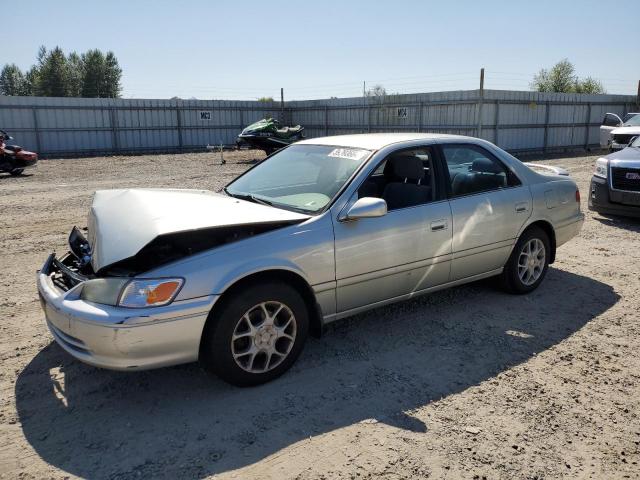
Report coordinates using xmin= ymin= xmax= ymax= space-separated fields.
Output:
xmin=472 ymin=158 xmax=503 ymax=174
xmin=389 ymin=155 xmax=424 ymax=180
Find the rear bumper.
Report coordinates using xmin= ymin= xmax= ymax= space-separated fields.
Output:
xmin=588 ymin=176 xmax=640 ymax=218
xmin=555 ymin=213 xmax=585 ymax=248
xmin=37 ymin=254 xmax=217 ymax=370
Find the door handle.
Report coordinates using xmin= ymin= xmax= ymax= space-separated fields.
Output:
xmin=430 ymin=219 xmax=448 ymax=231
xmin=515 ymin=202 xmax=528 ymax=213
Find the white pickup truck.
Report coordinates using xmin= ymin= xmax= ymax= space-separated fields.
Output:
xmin=600 ymin=112 xmax=640 ymax=150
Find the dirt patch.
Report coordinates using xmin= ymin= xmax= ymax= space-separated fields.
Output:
xmin=0 ymin=150 xmax=638 ymax=479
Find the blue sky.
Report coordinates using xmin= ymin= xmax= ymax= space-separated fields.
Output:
xmin=3 ymin=0 xmax=638 ymax=100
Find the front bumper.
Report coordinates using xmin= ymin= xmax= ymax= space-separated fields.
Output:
xmin=588 ymin=175 xmax=640 ymax=218
xmin=37 ymin=254 xmax=218 ymax=370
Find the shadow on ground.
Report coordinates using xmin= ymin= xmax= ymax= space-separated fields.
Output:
xmin=16 ymin=267 xmax=618 ymax=479
xmin=593 ymin=215 xmax=640 ymax=233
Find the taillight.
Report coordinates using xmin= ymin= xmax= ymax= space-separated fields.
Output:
xmin=575 ymin=189 xmax=581 ymax=202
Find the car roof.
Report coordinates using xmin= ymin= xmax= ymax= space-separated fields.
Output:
xmin=296 ymin=133 xmax=476 ymax=150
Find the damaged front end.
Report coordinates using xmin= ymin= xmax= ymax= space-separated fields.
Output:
xmin=45 ymin=227 xmax=96 ymax=292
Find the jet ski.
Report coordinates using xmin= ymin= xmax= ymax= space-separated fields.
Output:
xmin=236 ymin=118 xmax=304 ymax=156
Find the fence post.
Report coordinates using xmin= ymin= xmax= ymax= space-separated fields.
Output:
xmin=176 ymin=105 xmax=183 ymax=151
xmin=543 ymin=101 xmax=550 ymax=154
xmin=418 ymin=101 xmax=423 ymax=133
xmin=584 ymin=103 xmax=591 ymax=151
xmin=494 ymin=101 xmax=500 ymax=147
xmin=324 ymin=106 xmax=329 ymax=136
xmin=476 ymin=67 xmax=484 ymax=138
xmin=31 ymin=107 xmax=42 ymax=155
xmin=367 ymin=104 xmax=371 ymax=132
xmin=109 ymin=107 xmax=119 ymax=154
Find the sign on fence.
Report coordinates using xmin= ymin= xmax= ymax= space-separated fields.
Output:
xmin=397 ymin=107 xmax=408 ymax=118
xmin=199 ymin=111 xmax=212 ymax=121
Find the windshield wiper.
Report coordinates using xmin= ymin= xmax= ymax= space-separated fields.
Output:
xmin=223 ymin=188 xmax=273 ymax=206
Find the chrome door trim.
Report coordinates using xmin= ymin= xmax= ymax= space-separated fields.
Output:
xmin=451 ymin=238 xmax=515 ymax=260
xmin=330 ymin=268 xmax=503 ymax=322
xmin=335 ymin=253 xmax=452 ymax=288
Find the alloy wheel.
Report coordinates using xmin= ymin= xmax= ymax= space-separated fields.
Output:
xmin=230 ymin=301 xmax=297 ymax=373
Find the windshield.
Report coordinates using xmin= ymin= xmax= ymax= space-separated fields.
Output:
xmin=225 ymin=144 xmax=372 ymax=213
xmin=623 ymin=114 xmax=640 ymax=126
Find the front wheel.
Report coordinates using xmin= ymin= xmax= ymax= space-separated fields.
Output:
xmin=10 ymin=168 xmax=24 ymax=176
xmin=501 ymin=226 xmax=550 ymax=294
xmin=200 ymin=282 xmax=309 ymax=387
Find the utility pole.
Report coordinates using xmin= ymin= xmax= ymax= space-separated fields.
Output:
xmin=637 ymin=80 xmax=640 ymax=110
xmin=477 ymin=67 xmax=485 ymax=138
xmin=280 ymin=87 xmax=284 ymax=123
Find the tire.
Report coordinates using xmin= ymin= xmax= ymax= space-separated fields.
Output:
xmin=200 ymin=281 xmax=309 ymax=387
xmin=500 ymin=226 xmax=550 ymax=294
xmin=9 ymin=168 xmax=24 ymax=176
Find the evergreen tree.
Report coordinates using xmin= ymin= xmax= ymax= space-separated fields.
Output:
xmin=0 ymin=64 xmax=27 ymax=95
xmin=37 ymin=47 xmax=70 ymax=97
xmin=102 ymin=51 xmax=122 ymax=98
xmin=81 ymin=49 xmax=105 ymax=97
xmin=67 ymin=52 xmax=84 ymax=97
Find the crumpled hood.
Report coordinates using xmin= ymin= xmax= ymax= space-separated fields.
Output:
xmin=87 ymin=189 xmax=310 ymax=272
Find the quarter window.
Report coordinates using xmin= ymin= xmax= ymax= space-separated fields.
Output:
xmin=442 ymin=144 xmax=519 ymax=197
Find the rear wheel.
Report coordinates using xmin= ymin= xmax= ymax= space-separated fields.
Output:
xmin=200 ymin=282 xmax=309 ymax=386
xmin=9 ymin=168 xmax=24 ymax=176
xmin=501 ymin=226 xmax=550 ymax=294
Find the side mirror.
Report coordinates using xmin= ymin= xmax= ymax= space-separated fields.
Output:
xmin=628 ymin=136 xmax=638 ymax=147
xmin=341 ymin=197 xmax=387 ymax=221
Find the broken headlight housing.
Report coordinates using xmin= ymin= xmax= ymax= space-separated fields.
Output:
xmin=80 ymin=278 xmax=184 ymax=308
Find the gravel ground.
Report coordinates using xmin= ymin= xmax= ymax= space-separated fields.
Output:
xmin=0 ymin=149 xmax=639 ymax=480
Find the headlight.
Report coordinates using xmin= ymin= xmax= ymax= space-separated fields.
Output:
xmin=118 ymin=278 xmax=184 ymax=308
xmin=594 ymin=158 xmax=608 ymax=179
xmin=80 ymin=278 xmax=183 ymax=308
xmin=80 ymin=278 xmax=129 ymax=306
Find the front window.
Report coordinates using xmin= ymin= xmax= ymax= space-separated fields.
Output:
xmin=623 ymin=114 xmax=640 ymax=126
xmin=225 ymin=144 xmax=372 ymax=213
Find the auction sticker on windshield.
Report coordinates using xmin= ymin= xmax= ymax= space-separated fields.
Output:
xmin=328 ymin=148 xmax=369 ymax=160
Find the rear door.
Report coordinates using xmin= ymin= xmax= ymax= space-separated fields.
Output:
xmin=600 ymin=113 xmax=623 ymax=147
xmin=438 ymin=143 xmax=531 ymax=281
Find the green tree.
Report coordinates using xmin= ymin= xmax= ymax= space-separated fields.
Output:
xmin=37 ymin=47 xmax=70 ymax=96
xmin=0 ymin=64 xmax=27 ymax=95
xmin=101 ymin=51 xmax=122 ymax=98
xmin=257 ymin=96 xmax=274 ymax=102
xmin=574 ymin=76 xmax=606 ymax=94
xmin=365 ymin=84 xmax=387 ymax=97
xmin=67 ymin=52 xmax=84 ymax=97
xmin=81 ymin=49 xmax=106 ymax=97
xmin=24 ymin=66 xmax=40 ymax=96
xmin=531 ymin=59 xmax=605 ymax=94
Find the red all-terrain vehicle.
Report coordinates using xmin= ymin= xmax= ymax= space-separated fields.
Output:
xmin=1 ymin=129 xmax=38 ymax=176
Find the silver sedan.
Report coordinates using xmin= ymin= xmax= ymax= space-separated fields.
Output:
xmin=37 ymin=133 xmax=584 ymax=386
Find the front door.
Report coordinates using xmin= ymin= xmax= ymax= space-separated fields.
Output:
xmin=333 ymin=147 xmax=453 ymax=314
xmin=439 ymin=143 xmax=532 ymax=281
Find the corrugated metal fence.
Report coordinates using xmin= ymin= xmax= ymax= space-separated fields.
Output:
xmin=0 ymin=90 xmax=637 ymax=158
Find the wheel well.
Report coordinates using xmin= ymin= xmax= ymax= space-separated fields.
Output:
xmin=201 ymin=270 xmax=324 ymax=351
xmin=525 ymin=220 xmax=556 ymax=264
